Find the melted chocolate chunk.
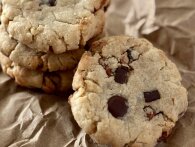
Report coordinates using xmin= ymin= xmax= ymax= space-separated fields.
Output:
xmin=49 ymin=46 xmax=54 ymax=52
xmin=144 ymin=90 xmax=161 ymax=103
xmin=114 ymin=66 xmax=130 ymax=84
xmin=108 ymin=95 xmax=128 ymax=118
xmin=40 ymin=0 xmax=56 ymax=6
xmin=48 ymin=0 xmax=56 ymax=6
xmin=105 ymin=65 xmax=112 ymax=77
xmin=127 ymin=49 xmax=134 ymax=61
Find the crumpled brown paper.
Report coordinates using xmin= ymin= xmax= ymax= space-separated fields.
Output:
xmin=0 ymin=0 xmax=195 ymax=147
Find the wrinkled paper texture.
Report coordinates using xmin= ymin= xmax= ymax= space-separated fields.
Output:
xmin=0 ymin=0 xmax=195 ymax=147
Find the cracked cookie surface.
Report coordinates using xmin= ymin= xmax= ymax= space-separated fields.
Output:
xmin=1 ymin=0 xmax=109 ymax=54
xmin=69 ymin=36 xmax=188 ymax=147
xmin=0 ymin=26 xmax=84 ymax=72
xmin=0 ymin=51 xmax=73 ymax=93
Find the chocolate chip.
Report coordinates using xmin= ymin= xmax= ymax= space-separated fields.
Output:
xmin=49 ymin=46 xmax=54 ymax=52
xmin=104 ymin=5 xmax=109 ymax=11
xmin=48 ymin=0 xmax=56 ymax=6
xmin=144 ymin=90 xmax=161 ymax=103
xmin=98 ymin=58 xmax=113 ymax=77
xmin=108 ymin=95 xmax=128 ymax=118
xmin=40 ymin=0 xmax=56 ymax=6
xmin=105 ymin=65 xmax=112 ymax=77
xmin=114 ymin=66 xmax=129 ymax=84
xmin=127 ymin=49 xmax=134 ymax=61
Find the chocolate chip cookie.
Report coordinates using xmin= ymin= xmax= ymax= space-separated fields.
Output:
xmin=1 ymin=0 xmax=109 ymax=54
xmin=69 ymin=36 xmax=188 ymax=147
xmin=0 ymin=26 xmax=84 ymax=72
xmin=0 ymin=51 xmax=73 ymax=93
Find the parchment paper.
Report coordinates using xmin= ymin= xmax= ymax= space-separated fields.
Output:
xmin=0 ymin=0 xmax=195 ymax=147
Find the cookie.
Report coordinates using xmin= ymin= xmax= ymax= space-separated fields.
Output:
xmin=69 ymin=36 xmax=188 ymax=147
xmin=0 ymin=52 xmax=73 ymax=93
xmin=0 ymin=25 xmax=84 ymax=72
xmin=1 ymin=0 xmax=109 ymax=54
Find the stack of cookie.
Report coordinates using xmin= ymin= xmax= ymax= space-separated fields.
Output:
xmin=0 ymin=0 xmax=109 ymax=93
xmin=0 ymin=1 xmax=189 ymax=147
